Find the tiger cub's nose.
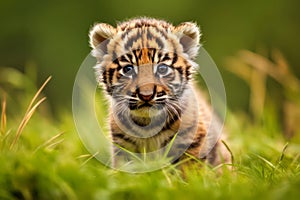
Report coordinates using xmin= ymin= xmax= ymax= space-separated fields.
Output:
xmin=139 ymin=94 xmax=153 ymax=102
xmin=137 ymin=84 xmax=155 ymax=102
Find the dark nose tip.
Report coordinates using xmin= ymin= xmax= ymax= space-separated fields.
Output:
xmin=138 ymin=93 xmax=154 ymax=102
xmin=137 ymin=86 xmax=155 ymax=102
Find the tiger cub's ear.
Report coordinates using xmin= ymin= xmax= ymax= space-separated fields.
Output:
xmin=173 ymin=22 xmax=201 ymax=60
xmin=89 ymin=23 xmax=116 ymax=50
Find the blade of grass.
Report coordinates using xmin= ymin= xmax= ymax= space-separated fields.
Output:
xmin=45 ymin=138 xmax=64 ymax=150
xmin=212 ymin=163 xmax=234 ymax=172
xmin=221 ymin=139 xmax=234 ymax=164
xmin=80 ymin=151 xmax=99 ymax=167
xmin=33 ymin=131 xmax=65 ymax=153
xmin=143 ymin=146 xmax=147 ymax=162
xmin=169 ymin=153 xmax=205 ymax=170
xmin=0 ymin=130 xmax=11 ymax=151
xmin=77 ymin=154 xmax=93 ymax=159
xmin=291 ymin=153 xmax=300 ymax=167
xmin=278 ymin=142 xmax=289 ymax=163
xmin=1 ymin=94 xmax=7 ymax=135
xmin=9 ymin=76 xmax=51 ymax=150
xmin=113 ymin=143 xmax=144 ymax=163
xmin=163 ymin=132 xmax=178 ymax=159
xmin=10 ymin=97 xmax=47 ymax=149
xmin=254 ymin=154 xmax=276 ymax=169
xmin=25 ymin=76 xmax=51 ymax=114
xmin=162 ymin=168 xmax=173 ymax=187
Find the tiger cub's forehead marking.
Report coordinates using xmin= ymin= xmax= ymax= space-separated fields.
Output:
xmin=108 ymin=26 xmax=182 ymax=64
xmin=141 ymin=48 xmax=150 ymax=64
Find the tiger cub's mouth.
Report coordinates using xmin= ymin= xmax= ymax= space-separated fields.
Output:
xmin=127 ymin=96 xmax=166 ymax=120
xmin=128 ymin=99 xmax=163 ymax=110
xmin=127 ymin=94 xmax=166 ymax=111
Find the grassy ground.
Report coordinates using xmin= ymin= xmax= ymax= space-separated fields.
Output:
xmin=0 ymin=70 xmax=300 ymax=200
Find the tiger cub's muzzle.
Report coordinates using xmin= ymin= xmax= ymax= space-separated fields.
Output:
xmin=136 ymin=84 xmax=156 ymax=102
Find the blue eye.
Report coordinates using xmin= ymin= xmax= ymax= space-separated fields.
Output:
xmin=157 ymin=64 xmax=170 ymax=75
xmin=122 ymin=65 xmax=135 ymax=76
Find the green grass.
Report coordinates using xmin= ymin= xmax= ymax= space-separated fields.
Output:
xmin=0 ymin=71 xmax=300 ymax=200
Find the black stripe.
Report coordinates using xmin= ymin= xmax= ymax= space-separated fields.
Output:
xmin=106 ymin=86 xmax=112 ymax=95
xmin=154 ymin=26 xmax=168 ymax=39
xmin=112 ymin=133 xmax=137 ymax=145
xmin=161 ymin=53 xmax=171 ymax=62
xmin=155 ymin=37 xmax=164 ymax=49
xmin=116 ymin=64 xmax=122 ymax=71
xmin=113 ymin=59 xmax=123 ymax=71
xmin=151 ymin=48 xmax=156 ymax=63
xmin=175 ymin=68 xmax=184 ymax=84
xmin=171 ymin=54 xmax=178 ymax=65
xmin=157 ymin=52 xmax=163 ymax=63
xmin=121 ymin=31 xmax=127 ymax=40
xmin=113 ymin=58 xmax=119 ymax=65
xmin=161 ymin=103 xmax=181 ymax=130
xmin=125 ymin=36 xmax=136 ymax=50
xmin=116 ymin=73 xmax=122 ymax=80
xmin=186 ymin=67 xmax=191 ymax=80
xmin=147 ymin=49 xmax=153 ymax=61
xmin=175 ymin=67 xmax=183 ymax=75
xmin=146 ymin=30 xmax=153 ymax=40
xmin=120 ymin=55 xmax=129 ymax=63
xmin=171 ymin=158 xmax=180 ymax=164
xmin=134 ymin=21 xmax=142 ymax=28
xmin=133 ymin=50 xmax=140 ymax=66
xmin=178 ymin=124 xmax=196 ymax=137
xmin=126 ymin=54 xmax=133 ymax=63
xmin=137 ymin=49 xmax=143 ymax=60
xmin=124 ymin=30 xmax=142 ymax=50
xmin=108 ymin=68 xmax=115 ymax=84
xmin=156 ymin=90 xmax=166 ymax=97
xmin=112 ymin=133 xmax=126 ymax=139
xmin=102 ymin=69 xmax=107 ymax=84
xmin=112 ymin=59 xmax=125 ymax=75
xmin=188 ymin=134 xmax=205 ymax=149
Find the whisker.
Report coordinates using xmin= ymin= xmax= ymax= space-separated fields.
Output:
xmin=126 ymin=97 xmax=139 ymax=101
xmin=154 ymin=96 xmax=167 ymax=100
xmin=113 ymin=94 xmax=138 ymax=101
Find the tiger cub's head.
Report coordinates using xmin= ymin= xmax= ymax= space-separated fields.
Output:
xmin=89 ymin=17 xmax=200 ymax=128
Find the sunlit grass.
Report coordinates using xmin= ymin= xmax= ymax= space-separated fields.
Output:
xmin=0 ymin=65 xmax=300 ymax=200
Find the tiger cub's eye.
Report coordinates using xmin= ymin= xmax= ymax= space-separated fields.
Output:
xmin=122 ymin=65 xmax=135 ymax=76
xmin=157 ymin=64 xmax=170 ymax=76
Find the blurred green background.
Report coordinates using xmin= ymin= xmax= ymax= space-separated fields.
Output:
xmin=1 ymin=0 xmax=299 ymax=113
xmin=1 ymin=2 xmax=300 ymax=198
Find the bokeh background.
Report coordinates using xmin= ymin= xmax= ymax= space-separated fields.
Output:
xmin=1 ymin=2 xmax=300 ymax=198
xmin=1 ymin=0 xmax=299 ymax=116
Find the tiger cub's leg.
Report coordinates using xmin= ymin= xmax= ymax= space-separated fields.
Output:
xmin=176 ymin=125 xmax=232 ymax=174
xmin=205 ymin=140 xmax=232 ymax=169
xmin=110 ymin=131 xmax=137 ymax=168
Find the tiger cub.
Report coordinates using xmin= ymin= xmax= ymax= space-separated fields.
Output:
xmin=89 ymin=17 xmax=231 ymax=169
